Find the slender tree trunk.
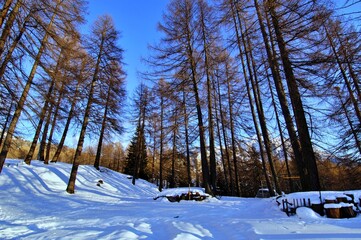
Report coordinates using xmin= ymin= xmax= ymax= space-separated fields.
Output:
xmin=0 ymin=0 xmax=13 ymax=29
xmin=0 ymin=9 xmax=30 ymax=82
xmin=182 ymin=91 xmax=192 ymax=186
xmin=266 ymin=65 xmax=293 ymax=192
xmin=0 ymin=102 xmax=13 ymax=148
xmin=151 ymin=128 xmax=156 ymax=182
xmin=170 ymin=109 xmax=178 ymax=188
xmin=52 ymin=83 xmax=80 ymax=162
xmin=158 ymin=93 xmax=164 ymax=191
xmin=336 ymin=31 xmax=361 ymax=103
xmin=268 ymin=0 xmax=320 ymax=191
xmin=94 ymin=84 xmax=111 ymax=170
xmin=184 ymin=2 xmax=212 ymax=194
xmin=66 ymin=34 xmax=105 ymax=194
xmin=325 ymin=27 xmax=361 ymax=125
xmin=226 ymin=71 xmax=240 ymax=196
xmin=335 ymin=87 xmax=361 ymax=155
xmin=238 ymin=41 xmax=273 ymax=196
xmin=45 ymin=83 xmax=65 ymax=162
xmin=25 ymin=44 xmax=65 ymax=165
xmin=254 ymin=0 xmax=307 ymax=190
xmin=0 ymin=6 xmax=57 ymax=173
xmin=0 ymin=0 xmax=22 ymax=57
xmin=238 ymin=14 xmax=280 ymax=194
xmin=198 ymin=0 xmax=217 ymax=192
xmin=214 ymin=73 xmax=229 ymax=194
xmin=223 ymin=61 xmax=234 ymax=195
xmin=39 ymin=103 xmax=53 ymax=163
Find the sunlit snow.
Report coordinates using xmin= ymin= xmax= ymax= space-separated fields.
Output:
xmin=1 ymin=159 xmax=361 ymax=239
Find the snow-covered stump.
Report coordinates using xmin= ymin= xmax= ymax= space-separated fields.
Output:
xmin=340 ymin=204 xmax=357 ymax=218
xmin=324 ymin=204 xmax=341 ymax=218
xmin=324 ymin=203 xmax=356 ymax=218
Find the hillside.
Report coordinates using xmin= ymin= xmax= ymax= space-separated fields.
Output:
xmin=1 ymin=159 xmax=361 ymax=239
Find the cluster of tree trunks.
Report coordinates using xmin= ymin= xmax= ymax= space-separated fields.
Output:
xmin=1 ymin=0 xmax=360 ymax=196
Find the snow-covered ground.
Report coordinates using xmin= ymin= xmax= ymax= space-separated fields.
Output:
xmin=1 ymin=159 xmax=361 ymax=239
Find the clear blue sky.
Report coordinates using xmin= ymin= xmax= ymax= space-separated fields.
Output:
xmin=87 ymin=0 xmax=169 ymax=95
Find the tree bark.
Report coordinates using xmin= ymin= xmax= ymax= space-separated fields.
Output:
xmin=158 ymin=92 xmax=164 ymax=191
xmin=0 ymin=0 xmax=22 ymax=57
xmin=94 ymin=84 xmax=111 ymax=170
xmin=66 ymin=31 xmax=105 ymax=193
xmin=0 ymin=0 xmax=13 ymax=29
xmin=254 ymin=0 xmax=307 ymax=190
xmin=182 ymin=91 xmax=192 ymax=186
xmin=268 ymin=0 xmax=320 ymax=191
xmin=45 ymin=82 xmax=65 ymax=163
xmin=0 ymin=4 xmax=57 ymax=172
xmin=52 ymin=82 xmax=80 ymax=162
xmin=198 ymin=0 xmax=217 ymax=192
xmin=184 ymin=1 xmax=212 ymax=195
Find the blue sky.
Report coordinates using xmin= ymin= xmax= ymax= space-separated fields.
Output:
xmin=87 ymin=0 xmax=169 ymax=95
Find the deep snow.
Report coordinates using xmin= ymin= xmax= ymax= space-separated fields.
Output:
xmin=1 ymin=159 xmax=361 ymax=239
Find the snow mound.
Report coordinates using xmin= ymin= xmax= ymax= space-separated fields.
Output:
xmin=296 ymin=207 xmax=321 ymax=219
xmin=0 ymin=159 xmax=159 ymax=201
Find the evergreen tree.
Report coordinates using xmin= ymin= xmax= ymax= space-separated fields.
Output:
xmin=124 ymin=126 xmax=148 ymax=181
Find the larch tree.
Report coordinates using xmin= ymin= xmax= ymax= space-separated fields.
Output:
xmin=66 ymin=15 xmax=125 ymax=194
xmin=150 ymin=0 xmax=212 ymax=194
xmin=0 ymin=0 xmax=85 ymax=173
xmin=93 ymin=60 xmax=126 ymax=170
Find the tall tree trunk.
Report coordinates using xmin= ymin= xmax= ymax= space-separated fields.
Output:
xmin=151 ymin=126 xmax=156 ymax=182
xmin=24 ymin=44 xmax=65 ymax=165
xmin=223 ymin=61 xmax=234 ymax=195
xmin=335 ymin=87 xmax=361 ymax=155
xmin=0 ymin=8 xmax=30 ymax=82
xmin=336 ymin=31 xmax=361 ymax=103
xmin=0 ymin=0 xmax=13 ymax=29
xmin=52 ymin=83 xmax=80 ymax=162
xmin=39 ymin=103 xmax=53 ymax=163
xmin=198 ymin=0 xmax=217 ymax=192
xmin=226 ymin=71 xmax=240 ymax=196
xmin=184 ymin=1 xmax=212 ymax=194
xmin=182 ymin=91 xmax=192 ymax=186
xmin=66 ymin=33 xmax=105 ymax=194
xmin=170 ymin=109 xmax=178 ymax=188
xmin=268 ymin=0 xmax=320 ymax=191
xmin=158 ymin=93 xmax=164 ymax=191
xmin=266 ymin=65 xmax=293 ymax=192
xmin=0 ymin=0 xmax=22 ymax=57
xmin=214 ymin=73 xmax=229 ymax=194
xmin=238 ymin=14 xmax=281 ymax=194
xmin=45 ymin=82 xmax=65 ymax=163
xmin=94 ymin=84 xmax=111 ymax=170
xmin=325 ymin=27 xmax=361 ymax=125
xmin=254 ymin=0 xmax=307 ymax=190
xmin=0 ymin=5 xmax=57 ymax=172
xmin=0 ymin=102 xmax=13 ymax=148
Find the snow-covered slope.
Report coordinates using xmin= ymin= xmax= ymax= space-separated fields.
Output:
xmin=1 ymin=159 xmax=361 ymax=239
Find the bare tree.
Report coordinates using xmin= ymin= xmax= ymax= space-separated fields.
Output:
xmin=66 ymin=15 xmax=124 ymax=193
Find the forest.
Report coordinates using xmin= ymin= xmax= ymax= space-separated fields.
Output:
xmin=0 ymin=0 xmax=360 ymax=197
